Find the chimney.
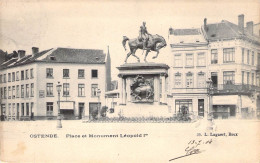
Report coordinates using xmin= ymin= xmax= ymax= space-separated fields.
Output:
xmin=238 ymin=14 xmax=244 ymax=34
xmin=246 ymin=21 xmax=253 ymax=35
xmin=18 ymin=50 xmax=26 ymax=59
xmin=32 ymin=47 xmax=39 ymax=56
xmin=204 ymin=18 xmax=208 ymax=31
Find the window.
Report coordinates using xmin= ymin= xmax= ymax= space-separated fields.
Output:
xmin=0 ymin=88 xmax=3 ymax=99
xmin=8 ymin=73 xmax=11 ymax=82
xmin=78 ymin=69 xmax=85 ymax=78
xmin=16 ymin=71 xmax=19 ymax=81
xmin=256 ymin=73 xmax=260 ymax=87
xmin=258 ymin=53 xmax=260 ymax=66
xmin=247 ymin=72 xmax=250 ymax=85
xmin=21 ymin=103 xmax=24 ymax=116
xmin=174 ymin=54 xmax=182 ymax=67
xmin=91 ymin=84 xmax=98 ymax=96
xmin=211 ymin=49 xmax=218 ymax=64
xmin=242 ymin=48 xmax=244 ymax=64
xmin=46 ymin=83 xmax=53 ymax=96
xmin=186 ymin=54 xmax=193 ymax=67
xmin=12 ymin=72 xmax=15 ymax=82
xmin=16 ymin=85 xmax=19 ymax=98
xmin=175 ymin=99 xmax=193 ymax=113
xmin=246 ymin=50 xmax=250 ymax=64
xmin=8 ymin=104 xmax=11 ymax=116
xmin=3 ymin=74 xmax=6 ymax=83
xmin=186 ymin=72 xmax=193 ymax=88
xmin=25 ymin=69 xmax=29 ymax=79
xmin=8 ymin=86 xmax=11 ymax=99
xmin=26 ymin=103 xmax=29 ymax=116
xmin=46 ymin=102 xmax=53 ymax=116
xmin=223 ymin=48 xmax=235 ymax=63
xmin=26 ymin=84 xmax=29 ymax=97
xmin=78 ymin=84 xmax=85 ymax=96
xmin=21 ymin=85 xmax=24 ymax=98
xmin=12 ymin=103 xmax=15 ymax=116
xmin=4 ymin=87 xmax=7 ymax=99
xmin=63 ymin=83 xmax=70 ymax=96
xmin=197 ymin=72 xmax=206 ymax=88
xmin=252 ymin=73 xmax=254 ymax=85
xmin=242 ymin=71 xmax=244 ymax=84
xmin=0 ymin=74 xmax=2 ymax=83
xmin=174 ymin=73 xmax=182 ymax=88
xmin=223 ymin=71 xmax=235 ymax=85
xmin=252 ymin=52 xmax=254 ymax=66
xmin=12 ymin=86 xmax=15 ymax=99
xmin=63 ymin=69 xmax=69 ymax=78
xmin=30 ymin=68 xmax=34 ymax=79
xmin=31 ymin=83 xmax=34 ymax=97
xmin=91 ymin=70 xmax=98 ymax=78
xmin=21 ymin=71 xmax=24 ymax=80
xmin=197 ymin=53 xmax=205 ymax=66
xmin=31 ymin=102 xmax=34 ymax=115
xmin=46 ymin=68 xmax=53 ymax=78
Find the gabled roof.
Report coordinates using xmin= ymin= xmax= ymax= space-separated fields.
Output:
xmin=204 ymin=20 xmax=260 ymax=44
xmin=0 ymin=47 xmax=106 ymax=70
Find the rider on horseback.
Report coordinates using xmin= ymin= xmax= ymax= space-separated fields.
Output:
xmin=139 ymin=22 xmax=150 ymax=50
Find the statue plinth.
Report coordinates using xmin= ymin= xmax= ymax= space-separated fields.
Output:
xmin=108 ymin=62 xmax=172 ymax=118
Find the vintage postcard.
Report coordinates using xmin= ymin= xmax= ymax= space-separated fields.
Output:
xmin=0 ymin=0 xmax=259 ymax=162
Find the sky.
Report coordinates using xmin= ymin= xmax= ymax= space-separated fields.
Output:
xmin=0 ymin=0 xmax=259 ymax=79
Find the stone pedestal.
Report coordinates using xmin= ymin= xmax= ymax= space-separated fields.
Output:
xmin=108 ymin=62 xmax=172 ymax=118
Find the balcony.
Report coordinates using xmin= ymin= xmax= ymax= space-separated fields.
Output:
xmin=212 ymin=84 xmax=260 ymax=95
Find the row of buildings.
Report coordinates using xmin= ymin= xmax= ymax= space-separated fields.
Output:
xmin=1 ymin=14 xmax=259 ymax=120
xmin=167 ymin=14 xmax=260 ymax=119
xmin=0 ymin=47 xmax=111 ymax=120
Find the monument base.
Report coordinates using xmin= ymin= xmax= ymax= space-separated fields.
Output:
xmin=110 ymin=62 xmax=171 ymax=118
xmin=107 ymin=103 xmax=172 ymax=118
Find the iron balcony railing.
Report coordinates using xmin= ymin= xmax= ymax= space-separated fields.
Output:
xmin=212 ymin=84 xmax=260 ymax=94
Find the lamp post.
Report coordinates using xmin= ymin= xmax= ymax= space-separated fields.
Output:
xmin=56 ymin=82 xmax=62 ymax=129
xmin=206 ymin=78 xmax=214 ymax=130
xmin=97 ymin=89 xmax=101 ymax=119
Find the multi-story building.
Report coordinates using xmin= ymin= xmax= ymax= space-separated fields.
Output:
xmin=168 ymin=27 xmax=209 ymax=117
xmin=0 ymin=47 xmax=111 ymax=120
xmin=204 ymin=14 xmax=260 ymax=119
xmin=168 ymin=15 xmax=260 ymax=119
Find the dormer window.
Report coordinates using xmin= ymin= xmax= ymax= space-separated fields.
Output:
xmin=50 ymin=56 xmax=56 ymax=61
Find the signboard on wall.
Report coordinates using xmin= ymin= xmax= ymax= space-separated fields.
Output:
xmin=39 ymin=90 xmax=45 ymax=98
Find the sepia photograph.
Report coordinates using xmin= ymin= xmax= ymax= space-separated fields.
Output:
xmin=0 ymin=0 xmax=259 ymax=162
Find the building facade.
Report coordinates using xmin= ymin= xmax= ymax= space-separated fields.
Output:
xmin=0 ymin=47 xmax=110 ymax=120
xmin=168 ymin=27 xmax=209 ymax=117
xmin=168 ymin=15 xmax=260 ymax=119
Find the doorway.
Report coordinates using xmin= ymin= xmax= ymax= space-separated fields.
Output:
xmin=89 ymin=103 xmax=101 ymax=120
xmin=78 ymin=103 xmax=85 ymax=119
xmin=211 ymin=72 xmax=218 ymax=88
xmin=198 ymin=99 xmax=204 ymax=117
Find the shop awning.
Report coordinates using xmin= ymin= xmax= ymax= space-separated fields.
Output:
xmin=60 ymin=101 xmax=74 ymax=110
xmin=212 ymin=95 xmax=238 ymax=105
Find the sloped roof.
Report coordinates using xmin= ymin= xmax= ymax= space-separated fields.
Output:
xmin=40 ymin=48 xmax=105 ymax=64
xmin=0 ymin=47 xmax=106 ymax=70
xmin=171 ymin=28 xmax=201 ymax=35
xmin=205 ymin=20 xmax=260 ymax=44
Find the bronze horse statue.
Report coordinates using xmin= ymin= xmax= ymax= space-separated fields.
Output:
xmin=122 ymin=34 xmax=167 ymax=63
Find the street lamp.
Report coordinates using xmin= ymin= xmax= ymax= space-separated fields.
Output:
xmin=97 ymin=89 xmax=101 ymax=118
xmin=56 ymin=82 xmax=62 ymax=128
xmin=206 ymin=78 xmax=214 ymax=130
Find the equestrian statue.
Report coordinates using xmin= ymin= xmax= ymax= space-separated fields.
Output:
xmin=122 ymin=22 xmax=167 ymax=63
